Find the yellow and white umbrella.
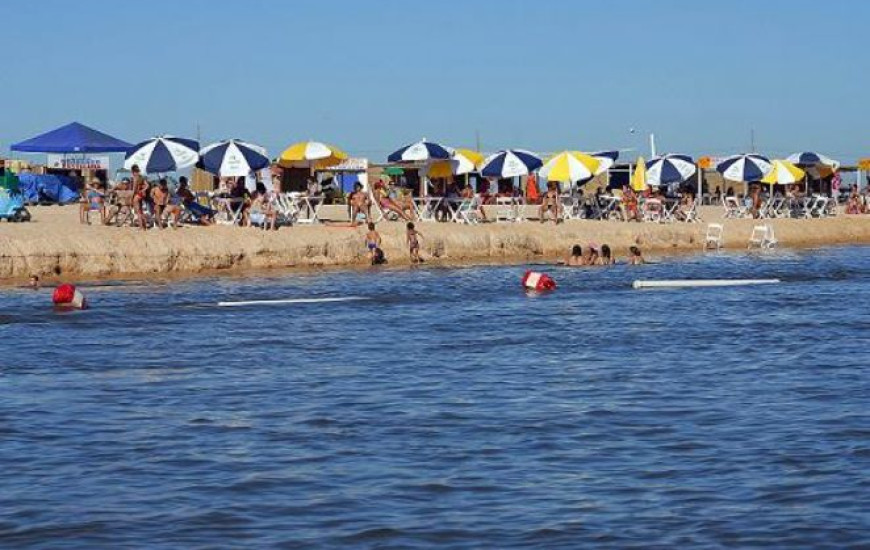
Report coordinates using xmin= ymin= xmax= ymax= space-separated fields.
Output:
xmin=761 ymin=159 xmax=805 ymax=185
xmin=279 ymin=141 xmax=347 ymax=168
xmin=631 ymin=156 xmax=647 ymax=191
xmin=425 ymin=148 xmax=484 ymax=178
xmin=539 ymin=151 xmax=601 ymax=183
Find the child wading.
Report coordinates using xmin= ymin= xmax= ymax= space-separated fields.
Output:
xmin=364 ymin=222 xmax=382 ymax=265
xmin=406 ymin=222 xmax=423 ymax=263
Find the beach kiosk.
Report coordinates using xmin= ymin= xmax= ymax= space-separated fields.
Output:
xmin=10 ymin=122 xmax=132 ymax=185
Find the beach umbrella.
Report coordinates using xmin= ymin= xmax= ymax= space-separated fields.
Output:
xmin=199 ymin=139 xmax=270 ymax=177
xmin=480 ymin=149 xmax=543 ymax=179
xmin=591 ymin=150 xmax=619 ymax=175
xmin=279 ymin=141 xmax=347 ymax=168
xmin=786 ymin=151 xmax=838 ymax=168
xmin=761 ymin=160 xmax=805 ymax=186
xmin=645 ymin=154 xmax=696 ymax=186
xmin=631 ymin=156 xmax=647 ymax=191
xmin=715 ymin=154 xmax=773 ymax=182
xmin=425 ymin=148 xmax=483 ymax=178
xmin=540 ymin=151 xmax=601 ymax=183
xmin=123 ymin=136 xmax=199 ymax=173
xmin=388 ymin=139 xmax=451 ymax=162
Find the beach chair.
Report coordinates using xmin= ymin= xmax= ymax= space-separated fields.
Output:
xmin=748 ymin=224 xmax=777 ymax=249
xmin=642 ymin=198 xmax=663 ymax=223
xmin=215 ymin=197 xmax=245 ymax=225
xmin=722 ymin=196 xmax=746 ymax=218
xmin=705 ymin=223 xmax=724 ymax=249
xmin=494 ymin=197 xmax=520 ymax=223
xmin=456 ymin=197 xmax=482 ymax=224
xmin=811 ymin=197 xmax=830 ymax=218
xmin=274 ymin=193 xmax=300 ymax=226
xmin=108 ymin=190 xmax=135 ymax=227
xmin=683 ymin=202 xmax=700 ymax=223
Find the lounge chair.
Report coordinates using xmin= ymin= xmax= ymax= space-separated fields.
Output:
xmin=705 ymin=223 xmax=724 ymax=249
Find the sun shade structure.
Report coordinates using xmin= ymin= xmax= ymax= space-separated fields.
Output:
xmin=786 ymin=151 xmax=838 ymax=168
xmin=590 ymin=150 xmax=619 ymax=175
xmin=124 ymin=136 xmax=200 ymax=173
xmin=279 ymin=141 xmax=348 ymax=168
xmin=11 ymin=122 xmax=132 ymax=153
xmin=388 ymin=139 xmax=451 ymax=162
xmin=761 ymin=160 xmax=805 ymax=185
xmin=199 ymin=139 xmax=270 ymax=177
xmin=631 ymin=156 xmax=647 ymax=191
xmin=480 ymin=149 xmax=543 ymax=179
xmin=716 ymin=154 xmax=773 ymax=182
xmin=645 ymin=154 xmax=696 ymax=186
xmin=539 ymin=151 xmax=600 ymax=183
xmin=425 ymin=148 xmax=484 ymax=178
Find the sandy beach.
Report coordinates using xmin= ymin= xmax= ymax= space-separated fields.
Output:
xmin=2 ymin=204 xmax=870 ymax=283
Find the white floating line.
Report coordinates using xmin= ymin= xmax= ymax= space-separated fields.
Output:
xmin=217 ymin=296 xmax=367 ymax=307
xmin=633 ymin=279 xmax=781 ymax=289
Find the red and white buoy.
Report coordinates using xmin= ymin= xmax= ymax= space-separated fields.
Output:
xmin=52 ymin=283 xmax=87 ymax=310
xmin=521 ymin=270 xmax=556 ymax=292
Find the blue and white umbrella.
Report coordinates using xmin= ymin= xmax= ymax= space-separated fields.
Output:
xmin=124 ymin=136 xmax=200 ymax=173
xmin=716 ymin=154 xmax=773 ymax=182
xmin=591 ymin=150 xmax=619 ymax=175
xmin=388 ymin=139 xmax=451 ymax=162
xmin=646 ymin=154 xmax=696 ymax=186
xmin=480 ymin=149 xmax=543 ymax=178
xmin=199 ymin=139 xmax=270 ymax=177
xmin=786 ymin=151 xmax=838 ymax=168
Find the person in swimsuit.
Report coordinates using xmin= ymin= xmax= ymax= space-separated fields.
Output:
xmin=539 ymin=181 xmax=562 ymax=223
xmin=248 ymin=182 xmax=278 ymax=230
xmin=628 ymin=245 xmax=645 ymax=265
xmin=150 ymin=178 xmax=171 ymax=229
xmin=373 ymin=179 xmax=411 ymax=221
xmin=130 ymin=165 xmax=150 ymax=230
xmin=565 ymin=245 xmax=584 ymax=266
xmin=176 ymin=177 xmax=215 ymax=225
xmin=80 ymin=178 xmax=105 ymax=225
xmin=406 ymin=222 xmax=423 ymax=263
xmin=364 ymin=222 xmax=382 ymax=265
xmin=28 ymin=274 xmax=39 ymax=289
xmin=349 ymin=183 xmax=371 ymax=226
xmin=622 ymin=185 xmax=640 ymax=222
xmin=598 ymin=244 xmax=616 ymax=265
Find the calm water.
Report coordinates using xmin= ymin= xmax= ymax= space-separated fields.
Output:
xmin=1 ymin=247 xmax=869 ymax=549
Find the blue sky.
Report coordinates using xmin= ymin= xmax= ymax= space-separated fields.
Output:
xmin=1 ymin=0 xmax=867 ymax=162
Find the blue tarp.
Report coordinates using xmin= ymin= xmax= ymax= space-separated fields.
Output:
xmin=11 ymin=122 xmax=132 ymax=153
xmin=17 ymin=174 xmax=80 ymax=204
xmin=337 ymin=172 xmax=360 ymax=192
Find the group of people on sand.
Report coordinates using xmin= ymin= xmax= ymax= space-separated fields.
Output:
xmin=79 ymin=165 xmax=221 ymax=229
xmin=563 ymin=243 xmax=645 ymax=266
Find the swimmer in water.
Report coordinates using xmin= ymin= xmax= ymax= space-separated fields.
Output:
xmin=565 ymin=245 xmax=584 ymax=266
xmin=628 ymin=245 xmax=645 ymax=265
xmin=28 ymin=274 xmax=39 ymax=289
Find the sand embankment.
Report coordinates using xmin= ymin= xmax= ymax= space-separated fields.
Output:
xmin=2 ymin=205 xmax=870 ymax=282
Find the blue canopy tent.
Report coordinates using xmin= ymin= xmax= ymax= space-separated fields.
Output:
xmin=10 ymin=122 xmax=132 ymax=153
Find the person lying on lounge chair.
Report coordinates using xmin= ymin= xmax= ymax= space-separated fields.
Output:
xmin=373 ymin=180 xmax=411 ymax=221
xmin=176 ymin=177 xmax=215 ymax=225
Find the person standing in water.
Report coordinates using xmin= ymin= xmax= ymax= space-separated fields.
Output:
xmin=406 ymin=222 xmax=423 ymax=263
xmin=364 ymin=222 xmax=382 ymax=265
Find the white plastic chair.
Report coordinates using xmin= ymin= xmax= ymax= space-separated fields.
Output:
xmin=705 ymin=223 xmax=724 ymax=249
xmin=642 ymin=198 xmax=663 ymax=223
xmin=748 ymin=224 xmax=777 ymax=249
xmin=456 ymin=197 xmax=482 ymax=224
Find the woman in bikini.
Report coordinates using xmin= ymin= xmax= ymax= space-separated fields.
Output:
xmin=539 ymin=181 xmax=562 ymax=223
xmin=373 ymin=180 xmax=411 ymax=221
xmin=130 ymin=165 xmax=150 ymax=230
xmin=349 ymin=183 xmax=371 ymax=225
